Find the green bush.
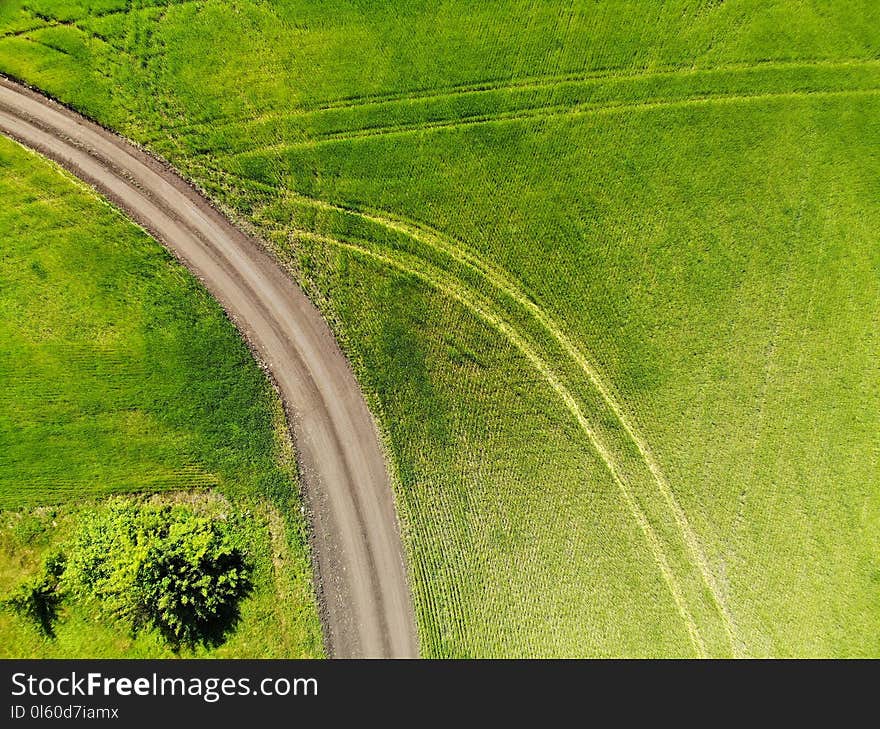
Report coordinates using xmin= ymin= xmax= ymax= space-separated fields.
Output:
xmin=63 ymin=501 xmax=252 ymax=648
xmin=3 ymin=552 xmax=65 ymax=636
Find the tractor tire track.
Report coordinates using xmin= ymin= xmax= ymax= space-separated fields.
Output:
xmin=232 ymin=85 xmax=880 ymax=155
xmin=244 ymin=182 xmax=738 ymax=652
xmin=139 ymin=57 xmax=880 ymax=141
xmin=294 ymin=228 xmax=710 ymax=656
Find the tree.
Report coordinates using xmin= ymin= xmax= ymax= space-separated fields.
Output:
xmin=62 ymin=501 xmax=252 ymax=648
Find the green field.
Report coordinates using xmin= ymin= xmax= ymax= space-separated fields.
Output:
xmin=0 ymin=137 xmax=323 ymax=657
xmin=1 ymin=1 xmax=878 ymax=656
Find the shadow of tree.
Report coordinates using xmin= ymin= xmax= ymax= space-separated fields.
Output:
xmin=2 ymin=552 xmax=66 ymax=638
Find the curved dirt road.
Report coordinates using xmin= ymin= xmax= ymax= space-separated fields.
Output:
xmin=0 ymin=76 xmax=418 ymax=659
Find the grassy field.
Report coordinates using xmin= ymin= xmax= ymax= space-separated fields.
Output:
xmin=0 ymin=137 xmax=323 ymax=657
xmin=1 ymin=1 xmax=878 ymax=656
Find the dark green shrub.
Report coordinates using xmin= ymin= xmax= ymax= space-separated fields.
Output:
xmin=63 ymin=501 xmax=252 ymax=648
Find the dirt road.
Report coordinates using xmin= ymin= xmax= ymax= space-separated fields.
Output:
xmin=0 ymin=76 xmax=418 ymax=659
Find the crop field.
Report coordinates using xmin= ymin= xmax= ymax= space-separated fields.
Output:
xmin=1 ymin=1 xmax=878 ymax=656
xmin=0 ymin=137 xmax=323 ymax=656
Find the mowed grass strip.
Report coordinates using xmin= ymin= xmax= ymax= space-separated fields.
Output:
xmin=0 ymin=137 xmax=323 ymax=656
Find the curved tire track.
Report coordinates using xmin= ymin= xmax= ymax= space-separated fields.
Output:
xmin=0 ymin=76 xmax=418 ymax=659
xmin=302 ymin=194 xmax=739 ymax=652
xmin=294 ymin=228 xmax=711 ymax=655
